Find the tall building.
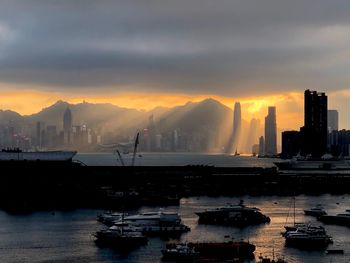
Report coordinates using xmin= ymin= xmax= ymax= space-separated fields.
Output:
xmin=300 ymin=90 xmax=327 ymax=157
xmin=328 ymin=110 xmax=339 ymax=132
xmin=282 ymin=131 xmax=300 ymax=158
xmin=264 ymin=106 xmax=277 ymax=156
xmin=232 ymin=102 xmax=241 ymax=153
xmin=258 ymin=136 xmax=265 ymax=156
xmin=63 ymin=107 xmax=73 ymax=145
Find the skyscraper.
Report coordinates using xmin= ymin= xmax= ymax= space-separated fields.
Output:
xmin=300 ymin=90 xmax=327 ymax=157
xmin=328 ymin=109 xmax=339 ymax=132
xmin=63 ymin=107 xmax=72 ymax=132
xmin=258 ymin=136 xmax=265 ymax=156
xmin=232 ymin=102 xmax=241 ymax=153
xmin=264 ymin=106 xmax=277 ymax=156
xmin=63 ymin=107 xmax=73 ymax=145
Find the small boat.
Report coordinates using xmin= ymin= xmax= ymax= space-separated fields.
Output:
xmin=113 ymin=221 xmax=190 ymax=237
xmin=162 ymin=240 xmax=255 ymax=262
xmin=94 ymin=228 xmax=148 ymax=248
xmin=326 ymin=249 xmax=344 ymax=254
xmin=304 ymin=205 xmax=327 ymax=217
xmin=161 ymin=243 xmax=200 ymax=262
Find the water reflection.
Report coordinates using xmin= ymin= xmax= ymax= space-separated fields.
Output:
xmin=0 ymin=195 xmax=349 ymax=262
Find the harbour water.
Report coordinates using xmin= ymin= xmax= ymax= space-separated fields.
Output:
xmin=1 ymin=195 xmax=350 ymax=263
xmin=75 ymin=152 xmax=277 ymax=167
xmin=1 ymin=153 xmax=349 ymax=263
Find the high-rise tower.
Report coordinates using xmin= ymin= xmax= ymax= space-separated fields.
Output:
xmin=300 ymin=90 xmax=327 ymax=157
xmin=232 ymin=102 xmax=241 ymax=153
xmin=264 ymin=106 xmax=277 ymax=156
xmin=63 ymin=107 xmax=73 ymax=145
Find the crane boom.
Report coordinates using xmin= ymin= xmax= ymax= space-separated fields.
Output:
xmin=131 ymin=132 xmax=140 ymax=166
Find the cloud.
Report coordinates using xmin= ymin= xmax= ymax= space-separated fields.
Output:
xmin=0 ymin=0 xmax=349 ymax=96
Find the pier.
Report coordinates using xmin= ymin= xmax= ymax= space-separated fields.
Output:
xmin=1 ymin=162 xmax=350 ymax=210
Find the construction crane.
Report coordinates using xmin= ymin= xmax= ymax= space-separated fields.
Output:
xmin=115 ymin=149 xmax=125 ymax=166
xmin=131 ymin=132 xmax=140 ymax=167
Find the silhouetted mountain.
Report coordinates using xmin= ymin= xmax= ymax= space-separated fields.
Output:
xmin=0 ymin=110 xmax=23 ymax=124
xmin=25 ymin=100 xmax=145 ymax=132
xmin=0 ymin=98 xmax=260 ymax=152
xmin=156 ymin=98 xmax=233 ymax=151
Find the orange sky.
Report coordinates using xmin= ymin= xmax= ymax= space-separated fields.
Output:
xmin=0 ymin=85 xmax=305 ymax=131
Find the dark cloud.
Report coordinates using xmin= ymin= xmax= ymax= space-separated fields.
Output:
xmin=0 ymin=0 xmax=350 ymax=96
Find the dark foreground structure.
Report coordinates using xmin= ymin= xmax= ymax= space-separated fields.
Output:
xmin=1 ymin=161 xmax=350 ymax=211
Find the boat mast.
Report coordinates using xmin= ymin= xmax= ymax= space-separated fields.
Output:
xmin=293 ymin=195 xmax=296 ymax=226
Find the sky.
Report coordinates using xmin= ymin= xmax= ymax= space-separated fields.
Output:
xmin=0 ymin=1 xmax=350 ymax=129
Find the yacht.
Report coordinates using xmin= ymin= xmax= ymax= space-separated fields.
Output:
xmin=304 ymin=205 xmax=327 ymax=217
xmin=283 ymin=224 xmax=332 ymax=249
xmin=119 ymin=209 xmax=181 ymax=225
xmin=195 ymin=200 xmax=270 ymax=226
xmin=112 ymin=221 xmax=190 ymax=237
xmin=97 ymin=211 xmax=125 ymax=226
xmin=94 ymin=227 xmax=147 ymax=248
xmin=318 ymin=210 xmax=350 ymax=226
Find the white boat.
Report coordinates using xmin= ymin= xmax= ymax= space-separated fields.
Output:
xmin=0 ymin=148 xmax=77 ymax=161
xmin=120 ymin=209 xmax=181 ymax=225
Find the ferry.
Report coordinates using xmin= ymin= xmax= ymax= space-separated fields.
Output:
xmin=275 ymin=154 xmax=350 ymax=171
xmin=0 ymin=148 xmax=77 ymax=162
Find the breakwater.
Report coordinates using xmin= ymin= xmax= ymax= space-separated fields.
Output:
xmin=1 ymin=162 xmax=350 ymax=210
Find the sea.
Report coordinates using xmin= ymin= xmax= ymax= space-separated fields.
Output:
xmin=0 ymin=153 xmax=349 ymax=263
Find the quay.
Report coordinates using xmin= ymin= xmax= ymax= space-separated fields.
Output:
xmin=1 ymin=161 xmax=350 ymax=210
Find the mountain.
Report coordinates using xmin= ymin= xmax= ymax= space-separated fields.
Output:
xmin=156 ymin=98 xmax=233 ymax=151
xmin=0 ymin=98 xmax=262 ymax=152
xmin=25 ymin=100 xmax=145 ymax=132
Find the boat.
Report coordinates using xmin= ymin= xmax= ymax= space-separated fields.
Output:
xmin=162 ymin=240 xmax=255 ymax=262
xmin=94 ymin=227 xmax=148 ymax=248
xmin=0 ymin=148 xmax=77 ymax=161
xmin=113 ymin=221 xmax=190 ymax=237
xmin=274 ymin=155 xmax=350 ymax=171
xmin=120 ymin=209 xmax=181 ymax=225
xmin=326 ymin=249 xmax=344 ymax=254
xmin=97 ymin=211 xmax=125 ymax=226
xmin=304 ymin=205 xmax=327 ymax=217
xmin=283 ymin=197 xmax=332 ymax=249
xmin=283 ymin=224 xmax=333 ymax=249
xmin=318 ymin=210 xmax=350 ymax=226
xmin=195 ymin=200 xmax=270 ymax=226
xmin=161 ymin=243 xmax=200 ymax=262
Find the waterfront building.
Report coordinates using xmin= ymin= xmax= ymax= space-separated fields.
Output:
xmin=300 ymin=90 xmax=327 ymax=157
xmin=282 ymin=131 xmax=300 ymax=158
